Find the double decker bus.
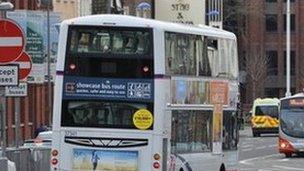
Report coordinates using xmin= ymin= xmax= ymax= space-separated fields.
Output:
xmin=279 ymin=93 xmax=304 ymax=158
xmin=251 ymin=98 xmax=280 ymax=137
xmin=51 ymin=15 xmax=239 ymax=171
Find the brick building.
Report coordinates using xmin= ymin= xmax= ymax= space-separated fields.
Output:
xmin=231 ymin=0 xmax=304 ymax=112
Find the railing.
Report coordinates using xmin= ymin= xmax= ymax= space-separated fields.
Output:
xmin=5 ymin=147 xmax=50 ymax=171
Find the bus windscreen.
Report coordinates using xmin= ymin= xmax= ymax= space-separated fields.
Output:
xmin=280 ymin=98 xmax=304 ymax=138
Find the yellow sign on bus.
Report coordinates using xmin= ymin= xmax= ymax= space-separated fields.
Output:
xmin=133 ymin=109 xmax=153 ymax=130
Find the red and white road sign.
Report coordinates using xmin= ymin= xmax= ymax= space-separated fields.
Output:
xmin=0 ymin=19 xmax=25 ymax=63
xmin=12 ymin=52 xmax=32 ymax=80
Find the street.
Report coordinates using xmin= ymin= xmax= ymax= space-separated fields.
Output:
xmin=239 ymin=126 xmax=304 ymax=171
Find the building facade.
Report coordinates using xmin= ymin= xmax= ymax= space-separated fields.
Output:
xmin=53 ymin=0 xmax=77 ymax=19
xmin=232 ymin=0 xmax=304 ymax=112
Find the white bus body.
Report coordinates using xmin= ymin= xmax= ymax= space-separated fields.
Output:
xmin=51 ymin=15 xmax=239 ymax=171
xmin=279 ymin=93 xmax=304 ymax=158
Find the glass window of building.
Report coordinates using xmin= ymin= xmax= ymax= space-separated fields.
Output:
xmin=266 ymin=50 xmax=278 ymax=76
xmin=266 ymin=14 xmax=278 ymax=32
xmin=266 ymin=0 xmax=277 ymax=2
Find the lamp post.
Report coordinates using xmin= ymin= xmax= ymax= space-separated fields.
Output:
xmin=286 ymin=0 xmax=291 ymax=97
xmin=0 ymin=1 xmax=14 ymax=157
xmin=41 ymin=0 xmax=52 ymax=125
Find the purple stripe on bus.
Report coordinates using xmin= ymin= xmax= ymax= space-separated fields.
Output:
xmin=154 ymin=74 xmax=170 ymax=79
xmin=56 ymin=71 xmax=64 ymax=75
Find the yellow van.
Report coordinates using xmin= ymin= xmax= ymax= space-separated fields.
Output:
xmin=251 ymin=98 xmax=280 ymax=137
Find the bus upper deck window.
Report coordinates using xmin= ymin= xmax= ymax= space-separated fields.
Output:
xmin=78 ymin=33 xmax=90 ymax=52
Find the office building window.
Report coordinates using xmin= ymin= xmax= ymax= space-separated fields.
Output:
xmin=265 ymin=88 xmax=280 ymax=98
xmin=266 ymin=14 xmax=278 ymax=32
xmin=266 ymin=50 xmax=278 ymax=75
xmin=283 ymin=14 xmax=295 ymax=31
xmin=266 ymin=0 xmax=277 ymax=2
xmin=283 ymin=0 xmax=295 ymax=2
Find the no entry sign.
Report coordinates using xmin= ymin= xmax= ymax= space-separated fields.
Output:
xmin=0 ymin=19 xmax=25 ymax=63
xmin=12 ymin=52 xmax=32 ymax=80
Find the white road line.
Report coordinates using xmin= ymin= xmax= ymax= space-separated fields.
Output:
xmin=239 ymin=154 xmax=279 ymax=165
xmin=256 ymin=146 xmax=267 ymax=150
xmin=241 ymin=145 xmax=252 ymax=148
xmin=268 ymin=144 xmax=277 ymax=148
xmin=0 ymin=37 xmax=22 ymax=46
xmin=241 ymin=148 xmax=253 ymax=152
xmin=272 ymin=165 xmax=304 ymax=171
xmin=278 ymin=158 xmax=290 ymax=162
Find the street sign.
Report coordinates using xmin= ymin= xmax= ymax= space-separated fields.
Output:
xmin=11 ymin=52 xmax=32 ymax=80
xmin=0 ymin=65 xmax=18 ymax=86
xmin=0 ymin=19 xmax=25 ymax=63
xmin=5 ymin=82 xmax=27 ymax=97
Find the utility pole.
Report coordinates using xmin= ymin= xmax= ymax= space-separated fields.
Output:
xmin=41 ymin=0 xmax=53 ymax=125
xmin=47 ymin=0 xmax=52 ymax=125
xmin=286 ymin=0 xmax=291 ymax=97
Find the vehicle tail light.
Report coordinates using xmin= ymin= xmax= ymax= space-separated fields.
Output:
xmin=153 ymin=161 xmax=160 ymax=169
xmin=69 ymin=63 xmax=76 ymax=70
xmin=153 ymin=153 xmax=161 ymax=160
xmin=143 ymin=66 xmax=149 ymax=73
xmin=51 ymin=158 xmax=58 ymax=165
xmin=51 ymin=149 xmax=59 ymax=157
xmin=279 ymin=137 xmax=295 ymax=152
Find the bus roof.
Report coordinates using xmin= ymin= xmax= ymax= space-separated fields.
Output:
xmin=253 ymin=98 xmax=280 ymax=106
xmin=62 ymin=14 xmax=236 ymax=40
xmin=280 ymin=93 xmax=304 ymax=101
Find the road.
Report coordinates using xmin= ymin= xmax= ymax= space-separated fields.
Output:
xmin=238 ymin=126 xmax=304 ymax=171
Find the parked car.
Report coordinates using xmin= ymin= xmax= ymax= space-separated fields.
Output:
xmin=22 ymin=131 xmax=52 ymax=148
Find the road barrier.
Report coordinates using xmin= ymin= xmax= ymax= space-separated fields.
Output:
xmin=5 ymin=147 xmax=50 ymax=171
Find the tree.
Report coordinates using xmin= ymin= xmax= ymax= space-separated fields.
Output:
xmin=223 ymin=0 xmax=267 ymax=102
xmin=245 ymin=50 xmax=269 ymax=100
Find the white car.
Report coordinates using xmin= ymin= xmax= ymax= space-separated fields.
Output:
xmin=22 ymin=131 xmax=52 ymax=148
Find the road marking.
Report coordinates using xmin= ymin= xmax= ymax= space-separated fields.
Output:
xmin=278 ymin=158 xmax=290 ymax=162
xmin=256 ymin=146 xmax=267 ymax=150
xmin=272 ymin=165 xmax=304 ymax=171
xmin=241 ymin=148 xmax=253 ymax=152
xmin=239 ymin=154 xmax=279 ymax=165
xmin=241 ymin=144 xmax=252 ymax=148
xmin=268 ymin=144 xmax=277 ymax=148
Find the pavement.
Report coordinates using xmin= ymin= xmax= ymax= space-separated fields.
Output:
xmin=238 ymin=126 xmax=304 ymax=171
